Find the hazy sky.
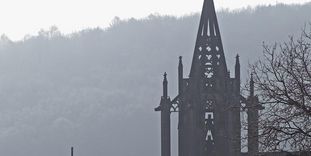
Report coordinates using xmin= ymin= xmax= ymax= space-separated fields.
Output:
xmin=0 ymin=0 xmax=310 ymax=41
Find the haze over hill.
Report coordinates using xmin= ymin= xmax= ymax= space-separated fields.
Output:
xmin=0 ymin=3 xmax=311 ymax=156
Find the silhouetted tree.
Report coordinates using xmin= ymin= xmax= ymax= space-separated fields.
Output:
xmin=251 ymin=26 xmax=311 ymax=152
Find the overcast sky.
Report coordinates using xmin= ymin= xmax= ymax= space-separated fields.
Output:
xmin=0 ymin=0 xmax=310 ymax=41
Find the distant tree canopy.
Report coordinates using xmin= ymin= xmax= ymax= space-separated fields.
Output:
xmin=251 ymin=26 xmax=311 ymax=152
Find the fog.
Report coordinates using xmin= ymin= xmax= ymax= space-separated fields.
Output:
xmin=0 ymin=3 xmax=311 ymax=156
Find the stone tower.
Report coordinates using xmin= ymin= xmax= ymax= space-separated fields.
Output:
xmin=155 ymin=0 xmax=241 ymax=156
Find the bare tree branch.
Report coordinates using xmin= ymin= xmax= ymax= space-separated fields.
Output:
xmin=250 ymin=25 xmax=311 ymax=152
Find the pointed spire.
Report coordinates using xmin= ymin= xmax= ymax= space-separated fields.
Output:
xmin=198 ymin=0 xmax=219 ymax=37
xmin=235 ymin=54 xmax=240 ymax=66
xmin=235 ymin=54 xmax=240 ymax=81
xmin=190 ymin=0 xmax=227 ymax=79
xmin=178 ymin=56 xmax=183 ymax=94
xmin=163 ymin=72 xmax=168 ymax=98
xmin=250 ymin=73 xmax=254 ymax=97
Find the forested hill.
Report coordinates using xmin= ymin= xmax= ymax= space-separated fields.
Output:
xmin=0 ymin=2 xmax=311 ymax=156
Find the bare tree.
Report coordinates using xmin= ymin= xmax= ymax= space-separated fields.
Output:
xmin=250 ymin=26 xmax=311 ymax=152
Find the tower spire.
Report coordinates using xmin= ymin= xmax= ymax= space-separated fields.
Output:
xmin=156 ymin=1 xmax=241 ymax=156
xmin=179 ymin=0 xmax=232 ymax=156
xmin=190 ymin=0 xmax=227 ymax=80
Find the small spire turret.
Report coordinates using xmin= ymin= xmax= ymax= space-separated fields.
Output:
xmin=178 ymin=56 xmax=183 ymax=94
xmin=250 ymin=73 xmax=254 ymax=97
xmin=163 ymin=72 xmax=168 ymax=98
xmin=235 ymin=54 xmax=240 ymax=81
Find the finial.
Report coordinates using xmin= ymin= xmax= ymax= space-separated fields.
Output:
xmin=235 ymin=54 xmax=240 ymax=63
xmin=163 ymin=72 xmax=168 ymax=83
xmin=179 ymin=56 xmax=183 ymax=65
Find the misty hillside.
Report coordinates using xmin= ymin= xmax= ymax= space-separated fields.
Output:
xmin=0 ymin=3 xmax=311 ymax=156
